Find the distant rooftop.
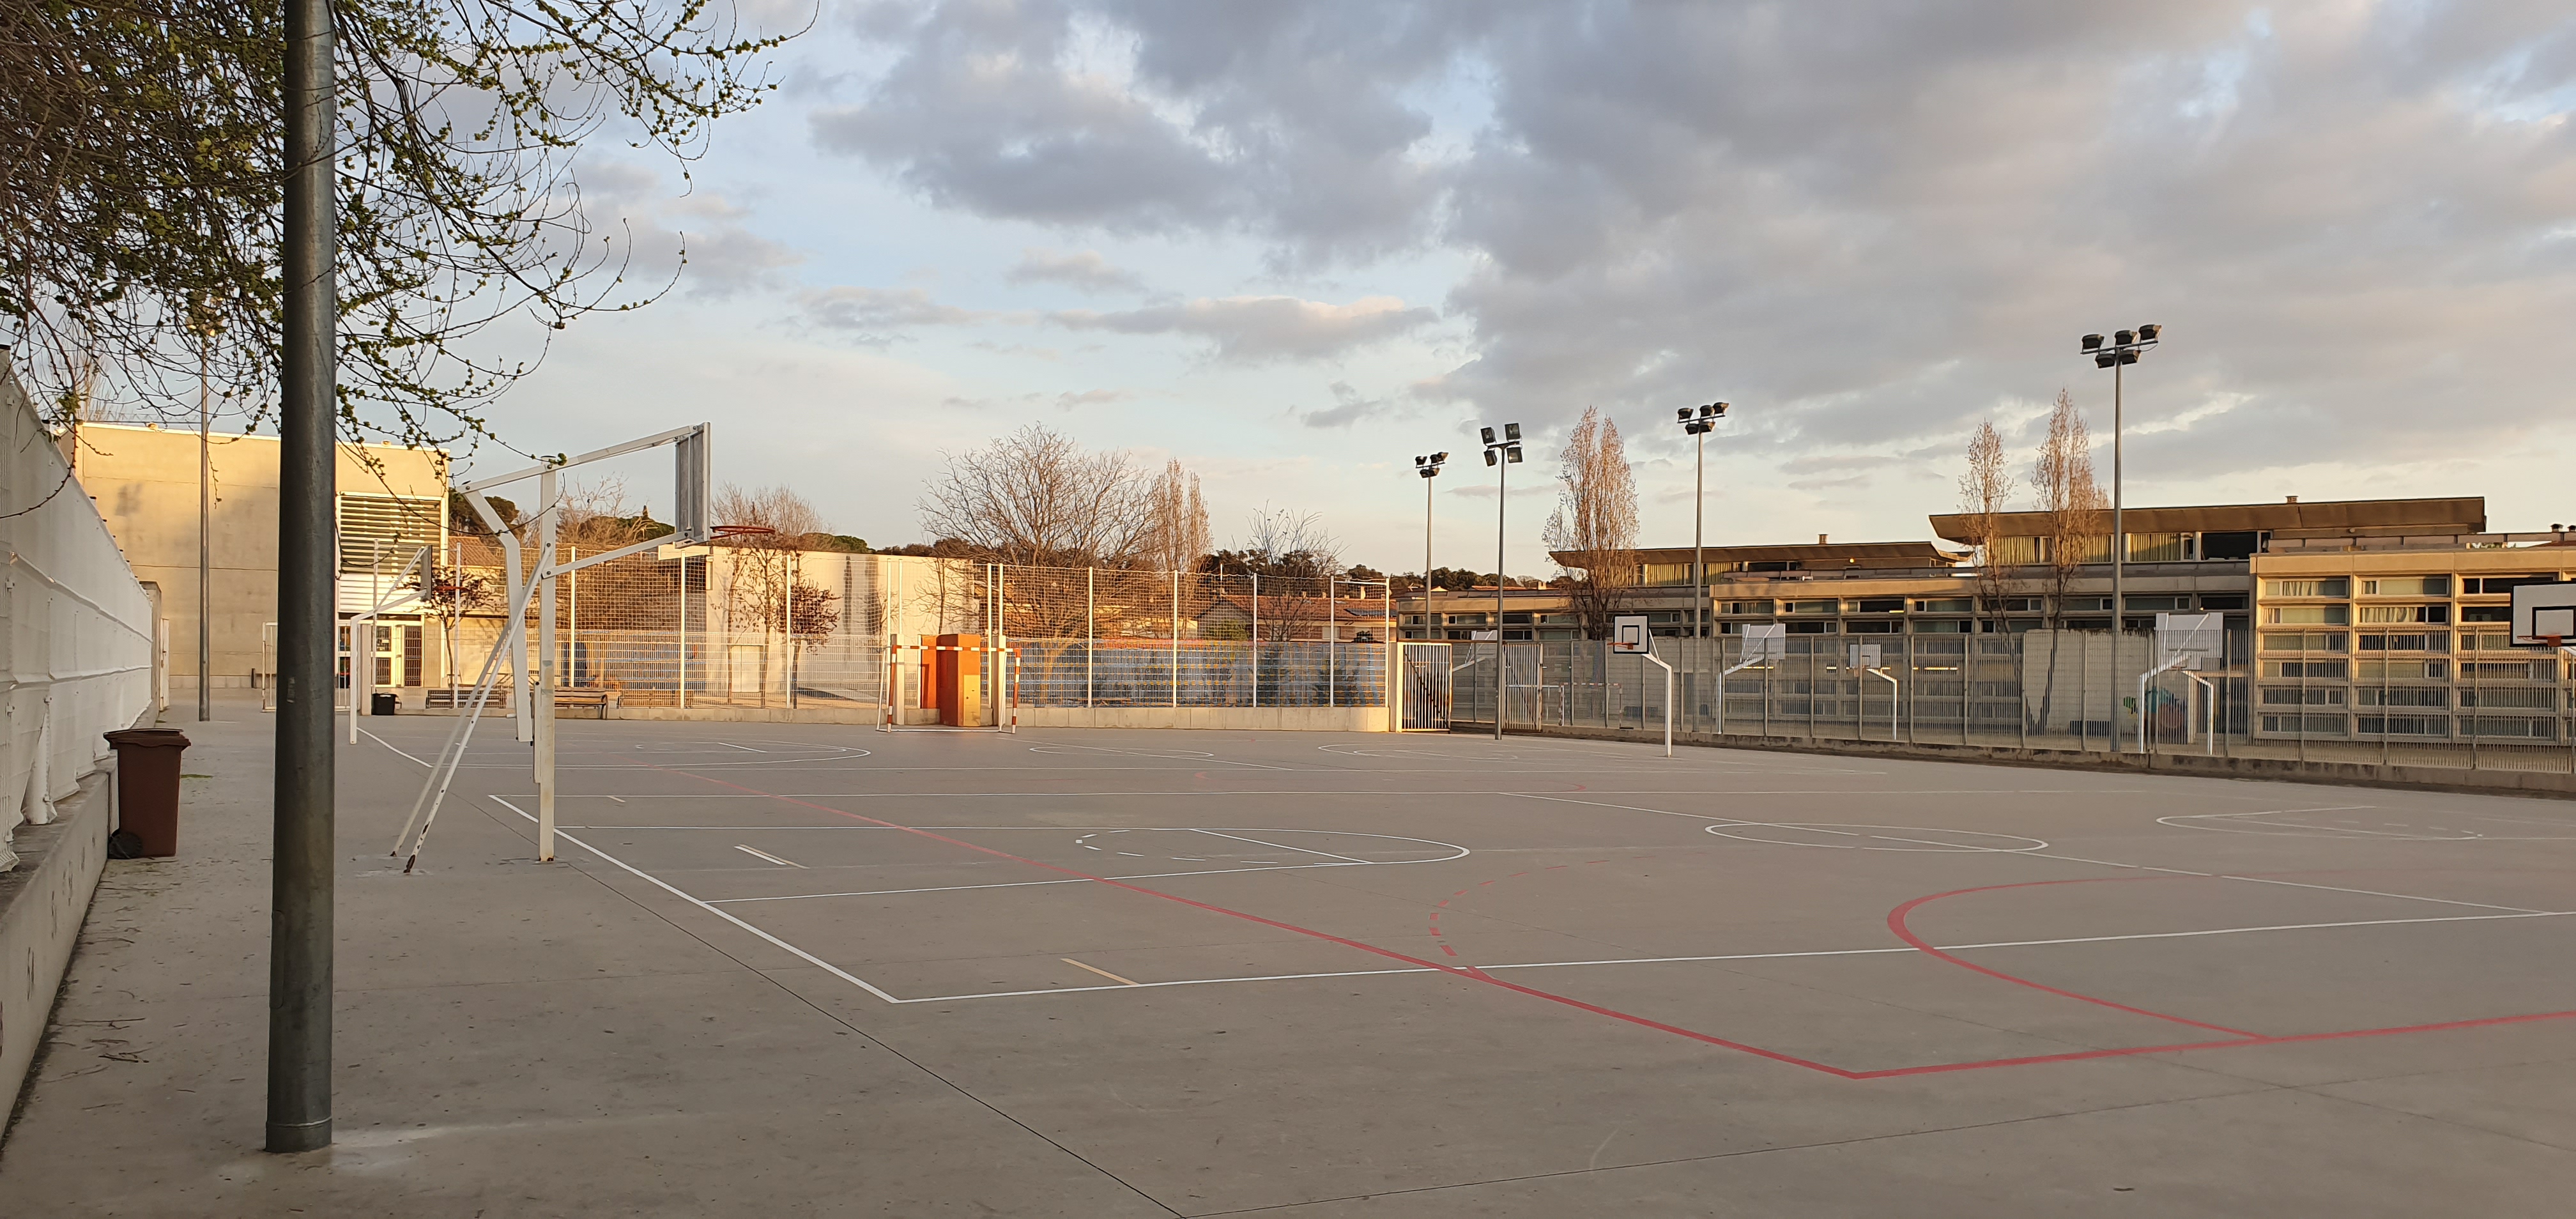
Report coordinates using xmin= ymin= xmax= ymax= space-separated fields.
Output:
xmin=1928 ymin=496 xmax=2484 ymax=544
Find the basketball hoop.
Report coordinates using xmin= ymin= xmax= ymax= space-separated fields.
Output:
xmin=712 ymin=523 xmax=777 ymax=541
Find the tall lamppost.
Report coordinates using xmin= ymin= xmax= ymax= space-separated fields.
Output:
xmin=1675 ymin=401 xmax=1728 ymax=640
xmin=1481 ymin=424 xmax=1523 ymax=740
xmin=1414 ymin=452 xmax=1448 ymax=641
xmin=2080 ymin=325 xmax=2160 ymax=646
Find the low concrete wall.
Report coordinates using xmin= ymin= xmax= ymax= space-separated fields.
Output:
xmin=1480 ymin=721 xmax=2576 ymax=799
xmin=399 ymin=703 xmax=1394 ymax=731
xmin=0 ymin=758 xmax=113 ymax=1136
xmin=1017 ymin=707 xmax=1388 ymax=732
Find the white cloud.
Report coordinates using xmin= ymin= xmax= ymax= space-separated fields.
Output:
xmin=1004 ymin=247 xmax=1146 ymax=293
xmin=1052 ymin=295 xmax=1436 ymax=361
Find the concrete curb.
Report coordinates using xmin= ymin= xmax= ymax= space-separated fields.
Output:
xmin=0 ymin=759 xmax=114 ymax=1145
xmin=1468 ymin=721 xmax=2576 ymax=800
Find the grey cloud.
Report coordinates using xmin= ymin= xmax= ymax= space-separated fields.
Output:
xmin=1006 ymin=247 xmax=1146 ymax=293
xmin=1053 ymin=295 xmax=1436 ymax=361
xmin=801 ymin=285 xmax=1003 ymax=341
xmin=1300 ymin=380 xmax=1386 ymax=429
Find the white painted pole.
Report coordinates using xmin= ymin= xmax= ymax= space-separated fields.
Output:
xmin=535 ymin=468 xmax=558 ymax=862
xmin=677 ymin=550 xmax=689 ymax=710
xmin=1085 ymin=566 xmax=1095 ymax=712
xmin=1170 ymin=569 xmax=1180 ymax=709
xmin=1328 ymin=574 xmax=1337 ymax=709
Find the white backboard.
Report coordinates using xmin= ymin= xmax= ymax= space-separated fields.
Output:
xmin=2156 ymin=611 xmax=2225 ymax=670
xmin=1611 ymin=615 xmax=1652 ymax=654
xmin=1846 ymin=643 xmax=1883 ymax=670
xmin=1470 ymin=629 xmax=1501 ymax=641
xmin=1740 ymin=622 xmax=1786 ymax=661
xmin=2512 ymin=582 xmax=2576 ymax=646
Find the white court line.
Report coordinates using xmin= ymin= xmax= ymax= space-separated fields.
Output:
xmin=1190 ymin=828 xmax=1376 ymax=864
xmin=716 ymin=742 xmax=767 ymax=753
xmin=485 ymin=797 xmax=903 ymax=1004
xmin=520 ymin=788 xmax=2140 ymax=800
xmin=734 ymin=844 xmax=804 ymax=868
xmin=891 ymin=908 xmax=2576 ymax=1003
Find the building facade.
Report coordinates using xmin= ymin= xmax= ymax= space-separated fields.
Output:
xmin=73 ymin=422 xmax=448 ymax=693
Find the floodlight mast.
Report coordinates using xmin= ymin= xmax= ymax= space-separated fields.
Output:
xmin=2080 ymin=323 xmax=2160 ymax=749
xmin=1482 ymin=424 xmax=1522 ymax=739
xmin=1415 ymin=452 xmax=1448 ymax=640
xmin=1676 ymin=402 xmax=1729 ymax=641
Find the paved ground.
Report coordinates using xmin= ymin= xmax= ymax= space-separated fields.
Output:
xmin=7 ymin=699 xmax=2576 ymax=1215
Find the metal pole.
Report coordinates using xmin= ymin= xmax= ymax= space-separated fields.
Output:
xmin=1424 ymin=475 xmax=1435 ymax=644
xmin=677 ymin=551 xmax=688 ymax=710
xmin=1251 ymin=572 xmax=1261 ymax=709
xmin=199 ymin=345 xmax=213 ymax=721
xmin=1328 ymin=574 xmax=1337 ymax=709
xmin=1693 ymin=427 xmax=1706 ymax=640
xmin=535 ymin=469 xmax=557 ymax=861
xmin=566 ymin=544 xmax=578 ymax=687
xmin=1170 ymin=568 xmax=1180 ymax=709
xmin=1495 ymin=451 xmax=1506 ymax=740
xmin=1085 ymin=565 xmax=1094 ymax=712
xmin=267 ymin=0 xmax=335 ymax=1153
xmin=2112 ymin=357 xmax=2125 ymax=751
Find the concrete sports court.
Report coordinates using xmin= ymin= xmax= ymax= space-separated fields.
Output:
xmin=15 ymin=713 xmax=2576 ymax=1215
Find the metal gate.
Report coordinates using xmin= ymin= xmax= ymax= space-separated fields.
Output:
xmin=1398 ymin=641 xmax=1453 ymax=731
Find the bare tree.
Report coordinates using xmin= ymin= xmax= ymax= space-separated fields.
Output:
xmin=919 ymin=423 xmax=1174 ymax=568
xmin=1143 ymin=458 xmax=1212 ymax=574
xmin=713 ymin=484 xmax=838 ymax=663
xmin=1958 ymin=419 xmax=2016 ymax=633
xmin=2032 ymin=390 xmax=2108 ymax=626
xmin=1540 ymin=406 xmax=1641 ymax=640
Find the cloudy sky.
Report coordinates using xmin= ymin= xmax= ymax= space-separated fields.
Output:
xmin=472 ymin=0 xmax=2576 ymax=574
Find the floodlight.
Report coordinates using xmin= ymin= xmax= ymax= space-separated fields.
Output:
xmin=2082 ymin=334 xmax=2104 ymax=351
xmin=1677 ymin=408 xmax=1694 ymax=421
xmin=1480 ymin=426 xmax=1496 ymax=445
xmin=2138 ymin=323 xmax=2161 ymax=341
xmin=1436 ymin=451 xmax=1448 ymax=463
xmin=1484 ymin=448 xmax=1498 ymax=466
xmin=1709 ymin=401 xmax=1729 ymax=417
xmin=2115 ymin=329 xmax=2135 ymax=345
xmin=1505 ymin=423 xmax=1521 ymax=441
xmin=2096 ymin=353 xmax=2117 ymax=368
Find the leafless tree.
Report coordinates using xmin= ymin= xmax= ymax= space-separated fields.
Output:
xmin=1143 ymin=458 xmax=1212 ymax=574
xmin=919 ymin=423 xmax=1177 ymax=568
xmin=714 ymin=483 xmax=838 ymax=654
xmin=1958 ymin=419 xmax=2016 ymax=633
xmin=1540 ymin=406 xmax=1640 ymax=640
xmin=2032 ymin=389 xmax=2108 ymax=627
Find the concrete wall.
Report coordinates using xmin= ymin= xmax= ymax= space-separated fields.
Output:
xmin=1018 ymin=707 xmax=1388 ymax=731
xmin=0 ymin=760 xmax=112 ymax=1131
xmin=72 ymin=422 xmax=447 ymax=684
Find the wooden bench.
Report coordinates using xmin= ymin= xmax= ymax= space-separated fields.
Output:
xmin=550 ymin=689 xmax=617 ymax=719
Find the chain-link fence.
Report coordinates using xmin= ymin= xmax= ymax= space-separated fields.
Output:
xmin=1448 ymin=630 xmax=2576 ymax=774
xmin=430 ymin=548 xmax=1392 ymax=712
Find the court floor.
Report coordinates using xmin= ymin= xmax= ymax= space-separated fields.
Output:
xmin=353 ymin=718 xmax=2576 ymax=1215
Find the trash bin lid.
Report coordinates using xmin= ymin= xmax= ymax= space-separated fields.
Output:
xmin=103 ymin=728 xmax=192 ymax=749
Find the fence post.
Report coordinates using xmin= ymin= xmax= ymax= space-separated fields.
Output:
xmin=1085 ymin=566 xmax=1094 ymax=712
xmin=678 ymin=550 xmax=688 ymax=710
xmin=1252 ymin=572 xmax=1261 ymax=710
xmin=1170 ymin=569 xmax=1179 ymax=709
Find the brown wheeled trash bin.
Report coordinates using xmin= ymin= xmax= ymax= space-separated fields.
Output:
xmin=103 ymin=728 xmax=192 ymax=857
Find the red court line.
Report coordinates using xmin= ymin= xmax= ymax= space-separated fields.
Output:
xmin=640 ymin=761 xmax=2576 ymax=1079
xmin=1887 ymin=878 xmax=2262 ymax=1039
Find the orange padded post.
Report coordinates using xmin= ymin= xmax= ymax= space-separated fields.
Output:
xmin=936 ymin=634 xmax=985 ymax=726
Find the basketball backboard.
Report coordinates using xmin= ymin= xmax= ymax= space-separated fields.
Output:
xmin=2511 ymin=581 xmax=2576 ymax=646
xmin=1846 ymin=643 xmax=1883 ymax=670
xmin=1611 ymin=615 xmax=1652 ymax=654
xmin=2156 ymin=611 xmax=2225 ymax=670
xmin=1740 ymin=623 xmax=1786 ymax=661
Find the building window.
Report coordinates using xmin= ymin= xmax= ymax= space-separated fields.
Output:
xmin=2060 ymin=596 xmax=2112 ymax=613
xmin=2357 ymin=604 xmax=2449 ymax=624
xmin=2262 ymin=660 xmax=2348 ymax=679
xmin=1911 ymin=619 xmax=1968 ymax=634
xmin=2462 ymin=660 xmax=2554 ymax=680
xmin=1719 ymin=600 xmax=1775 ymax=616
xmin=2358 ymin=632 xmax=2448 ymax=653
xmin=1782 ymin=600 xmax=1836 ymax=615
xmin=2460 ymin=605 xmax=2511 ymax=624
xmin=1784 ymin=620 xmax=1835 ymax=634
xmin=2124 ymin=595 xmax=2191 ymax=611
xmin=1855 ymin=597 xmax=1905 ymax=614
xmin=2262 ymin=578 xmax=2351 ymax=597
xmin=1640 ymin=563 xmax=1691 ymax=586
xmin=1988 ymin=537 xmax=2044 ymax=566
xmin=2358 ymin=659 xmax=2448 ymax=681
xmin=2358 ymin=686 xmax=2447 ymax=707
xmin=1846 ymin=620 xmax=1898 ymax=634
xmin=2261 ymin=632 xmax=2347 ymax=652
xmin=1912 ymin=597 xmax=1974 ymax=613
xmin=2128 ymin=533 xmax=2188 ymax=563
xmin=2202 ymin=530 xmax=2262 ymax=560
xmin=2199 ymin=593 xmax=2248 ymax=611
xmin=2358 ymin=716 xmax=2449 ymax=737
xmin=2266 ymin=604 xmax=2350 ymax=625
xmin=2460 ymin=716 xmax=2557 ymax=740
xmin=2261 ymin=713 xmax=2349 ymax=735
xmin=2463 ymin=576 xmax=2566 ymax=595
xmin=2361 ymin=576 xmax=2451 ymax=596
xmin=2460 ymin=688 xmax=2556 ymax=710
xmin=2260 ymin=686 xmax=2346 ymax=706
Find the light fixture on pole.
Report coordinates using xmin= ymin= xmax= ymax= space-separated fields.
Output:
xmin=2079 ymin=323 xmax=2160 ymax=741
xmin=1414 ymin=452 xmax=1448 ymax=640
xmin=1675 ymin=401 xmax=1728 ymax=640
xmin=1481 ymin=424 xmax=1522 ymax=740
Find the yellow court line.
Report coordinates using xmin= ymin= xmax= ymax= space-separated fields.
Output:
xmin=1060 ymin=958 xmax=1140 ymax=986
